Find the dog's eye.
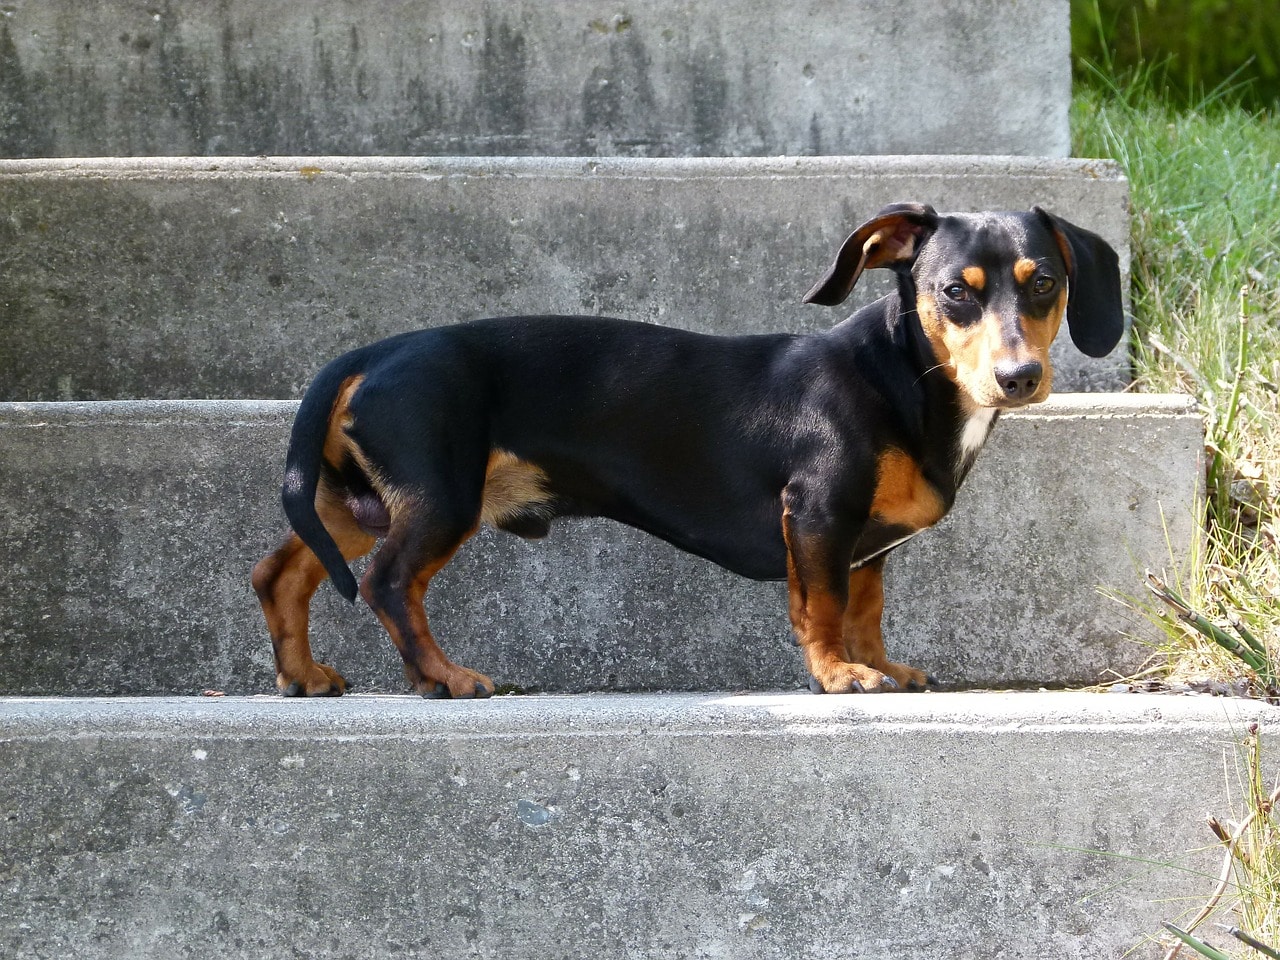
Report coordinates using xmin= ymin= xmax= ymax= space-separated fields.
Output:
xmin=1032 ymin=276 xmax=1057 ymax=296
xmin=943 ymin=283 xmax=969 ymax=302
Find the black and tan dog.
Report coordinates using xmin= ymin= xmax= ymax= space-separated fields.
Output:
xmin=252 ymin=203 xmax=1123 ymax=698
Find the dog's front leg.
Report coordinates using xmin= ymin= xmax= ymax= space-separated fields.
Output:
xmin=782 ymin=487 xmax=895 ymax=694
xmin=841 ymin=556 xmax=935 ymax=691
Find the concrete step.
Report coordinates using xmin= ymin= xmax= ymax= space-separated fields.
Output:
xmin=0 ymin=1 xmax=1070 ymax=160
xmin=0 ymin=691 xmax=1270 ymax=959
xmin=0 ymin=395 xmax=1199 ymax=697
xmin=0 ymin=155 xmax=1130 ymax=400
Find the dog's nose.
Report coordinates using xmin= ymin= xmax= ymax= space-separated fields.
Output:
xmin=994 ymin=359 xmax=1042 ymax=401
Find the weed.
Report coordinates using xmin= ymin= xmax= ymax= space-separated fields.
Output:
xmin=1157 ymin=726 xmax=1279 ymax=959
xmin=1076 ymin=70 xmax=1280 ymax=954
xmin=1072 ymin=64 xmax=1279 ymax=696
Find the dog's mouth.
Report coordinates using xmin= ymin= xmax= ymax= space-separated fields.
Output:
xmin=991 ymin=392 xmax=1047 ymax=410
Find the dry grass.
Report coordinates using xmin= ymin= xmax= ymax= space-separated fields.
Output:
xmin=1072 ymin=65 xmax=1279 ymax=958
xmin=1072 ymin=68 xmax=1279 ymax=697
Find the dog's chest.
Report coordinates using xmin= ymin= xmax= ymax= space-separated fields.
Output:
xmin=868 ymin=407 xmax=998 ymax=527
xmin=955 ymin=407 xmax=999 ymax=482
xmin=849 ymin=406 xmax=999 ymax=567
xmin=869 ymin=448 xmax=946 ymax=531
xmin=849 ymin=450 xmax=947 ymax=567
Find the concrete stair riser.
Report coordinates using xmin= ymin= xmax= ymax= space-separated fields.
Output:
xmin=0 ymin=156 xmax=1129 ymax=401
xmin=0 ymin=395 xmax=1198 ymax=696
xmin=0 ymin=0 xmax=1070 ymax=159
xmin=0 ymin=692 xmax=1271 ymax=960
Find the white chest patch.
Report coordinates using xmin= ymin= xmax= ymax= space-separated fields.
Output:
xmin=957 ymin=407 xmax=998 ymax=479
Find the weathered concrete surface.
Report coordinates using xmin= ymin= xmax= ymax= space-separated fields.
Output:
xmin=0 ymin=395 xmax=1199 ymax=696
xmin=0 ymin=692 xmax=1272 ymax=960
xmin=0 ymin=0 xmax=1071 ymax=159
xmin=0 ymin=156 xmax=1131 ymax=400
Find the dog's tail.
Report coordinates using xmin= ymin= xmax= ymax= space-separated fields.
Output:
xmin=280 ymin=353 xmax=367 ymax=604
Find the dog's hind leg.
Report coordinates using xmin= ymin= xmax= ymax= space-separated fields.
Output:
xmin=358 ymin=496 xmax=494 ymax=700
xmin=252 ymin=490 xmax=377 ymax=696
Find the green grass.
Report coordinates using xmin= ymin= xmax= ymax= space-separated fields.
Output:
xmin=1071 ymin=65 xmax=1280 ymax=959
xmin=1070 ymin=0 xmax=1280 ymax=110
xmin=1071 ymin=65 xmax=1279 ymax=696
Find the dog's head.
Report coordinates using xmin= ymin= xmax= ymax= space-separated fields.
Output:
xmin=804 ymin=204 xmax=1124 ymax=410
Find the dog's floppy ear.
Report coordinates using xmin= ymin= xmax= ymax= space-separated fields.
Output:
xmin=1032 ymin=206 xmax=1125 ymax=358
xmin=803 ymin=202 xmax=939 ymax=306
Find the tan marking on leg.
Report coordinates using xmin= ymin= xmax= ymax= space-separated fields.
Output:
xmin=782 ymin=502 xmax=842 ymax=663
xmin=359 ymin=521 xmax=494 ymax=699
xmin=842 ymin=561 xmax=887 ymax=666
xmin=871 ymin=449 xmax=946 ymax=530
xmin=841 ymin=561 xmax=931 ymax=691
xmin=480 ymin=450 xmax=552 ymax=528
xmin=783 ymin=499 xmax=893 ymax=694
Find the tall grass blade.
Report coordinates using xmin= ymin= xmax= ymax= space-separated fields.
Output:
xmin=1144 ymin=572 xmax=1272 ymax=678
xmin=1163 ymin=922 xmax=1234 ymax=960
xmin=1225 ymin=926 xmax=1280 ymax=959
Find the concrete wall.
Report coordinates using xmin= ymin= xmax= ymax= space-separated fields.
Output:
xmin=0 ymin=395 xmax=1199 ymax=696
xmin=0 ymin=0 xmax=1071 ymax=159
xmin=0 ymin=156 xmax=1130 ymax=402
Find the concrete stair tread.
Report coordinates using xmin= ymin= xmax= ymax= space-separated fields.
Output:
xmin=0 ymin=153 xmax=1120 ymax=178
xmin=1 ymin=689 xmax=1269 ymax=960
xmin=3 ymin=687 xmax=1269 ymax=731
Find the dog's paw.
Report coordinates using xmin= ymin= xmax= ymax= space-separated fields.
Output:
xmin=408 ymin=664 xmax=495 ymax=700
xmin=278 ymin=662 xmax=347 ymax=697
xmin=807 ymin=660 xmax=891 ymax=694
xmin=877 ymin=659 xmax=938 ymax=692
xmin=808 ymin=659 xmax=935 ymax=694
